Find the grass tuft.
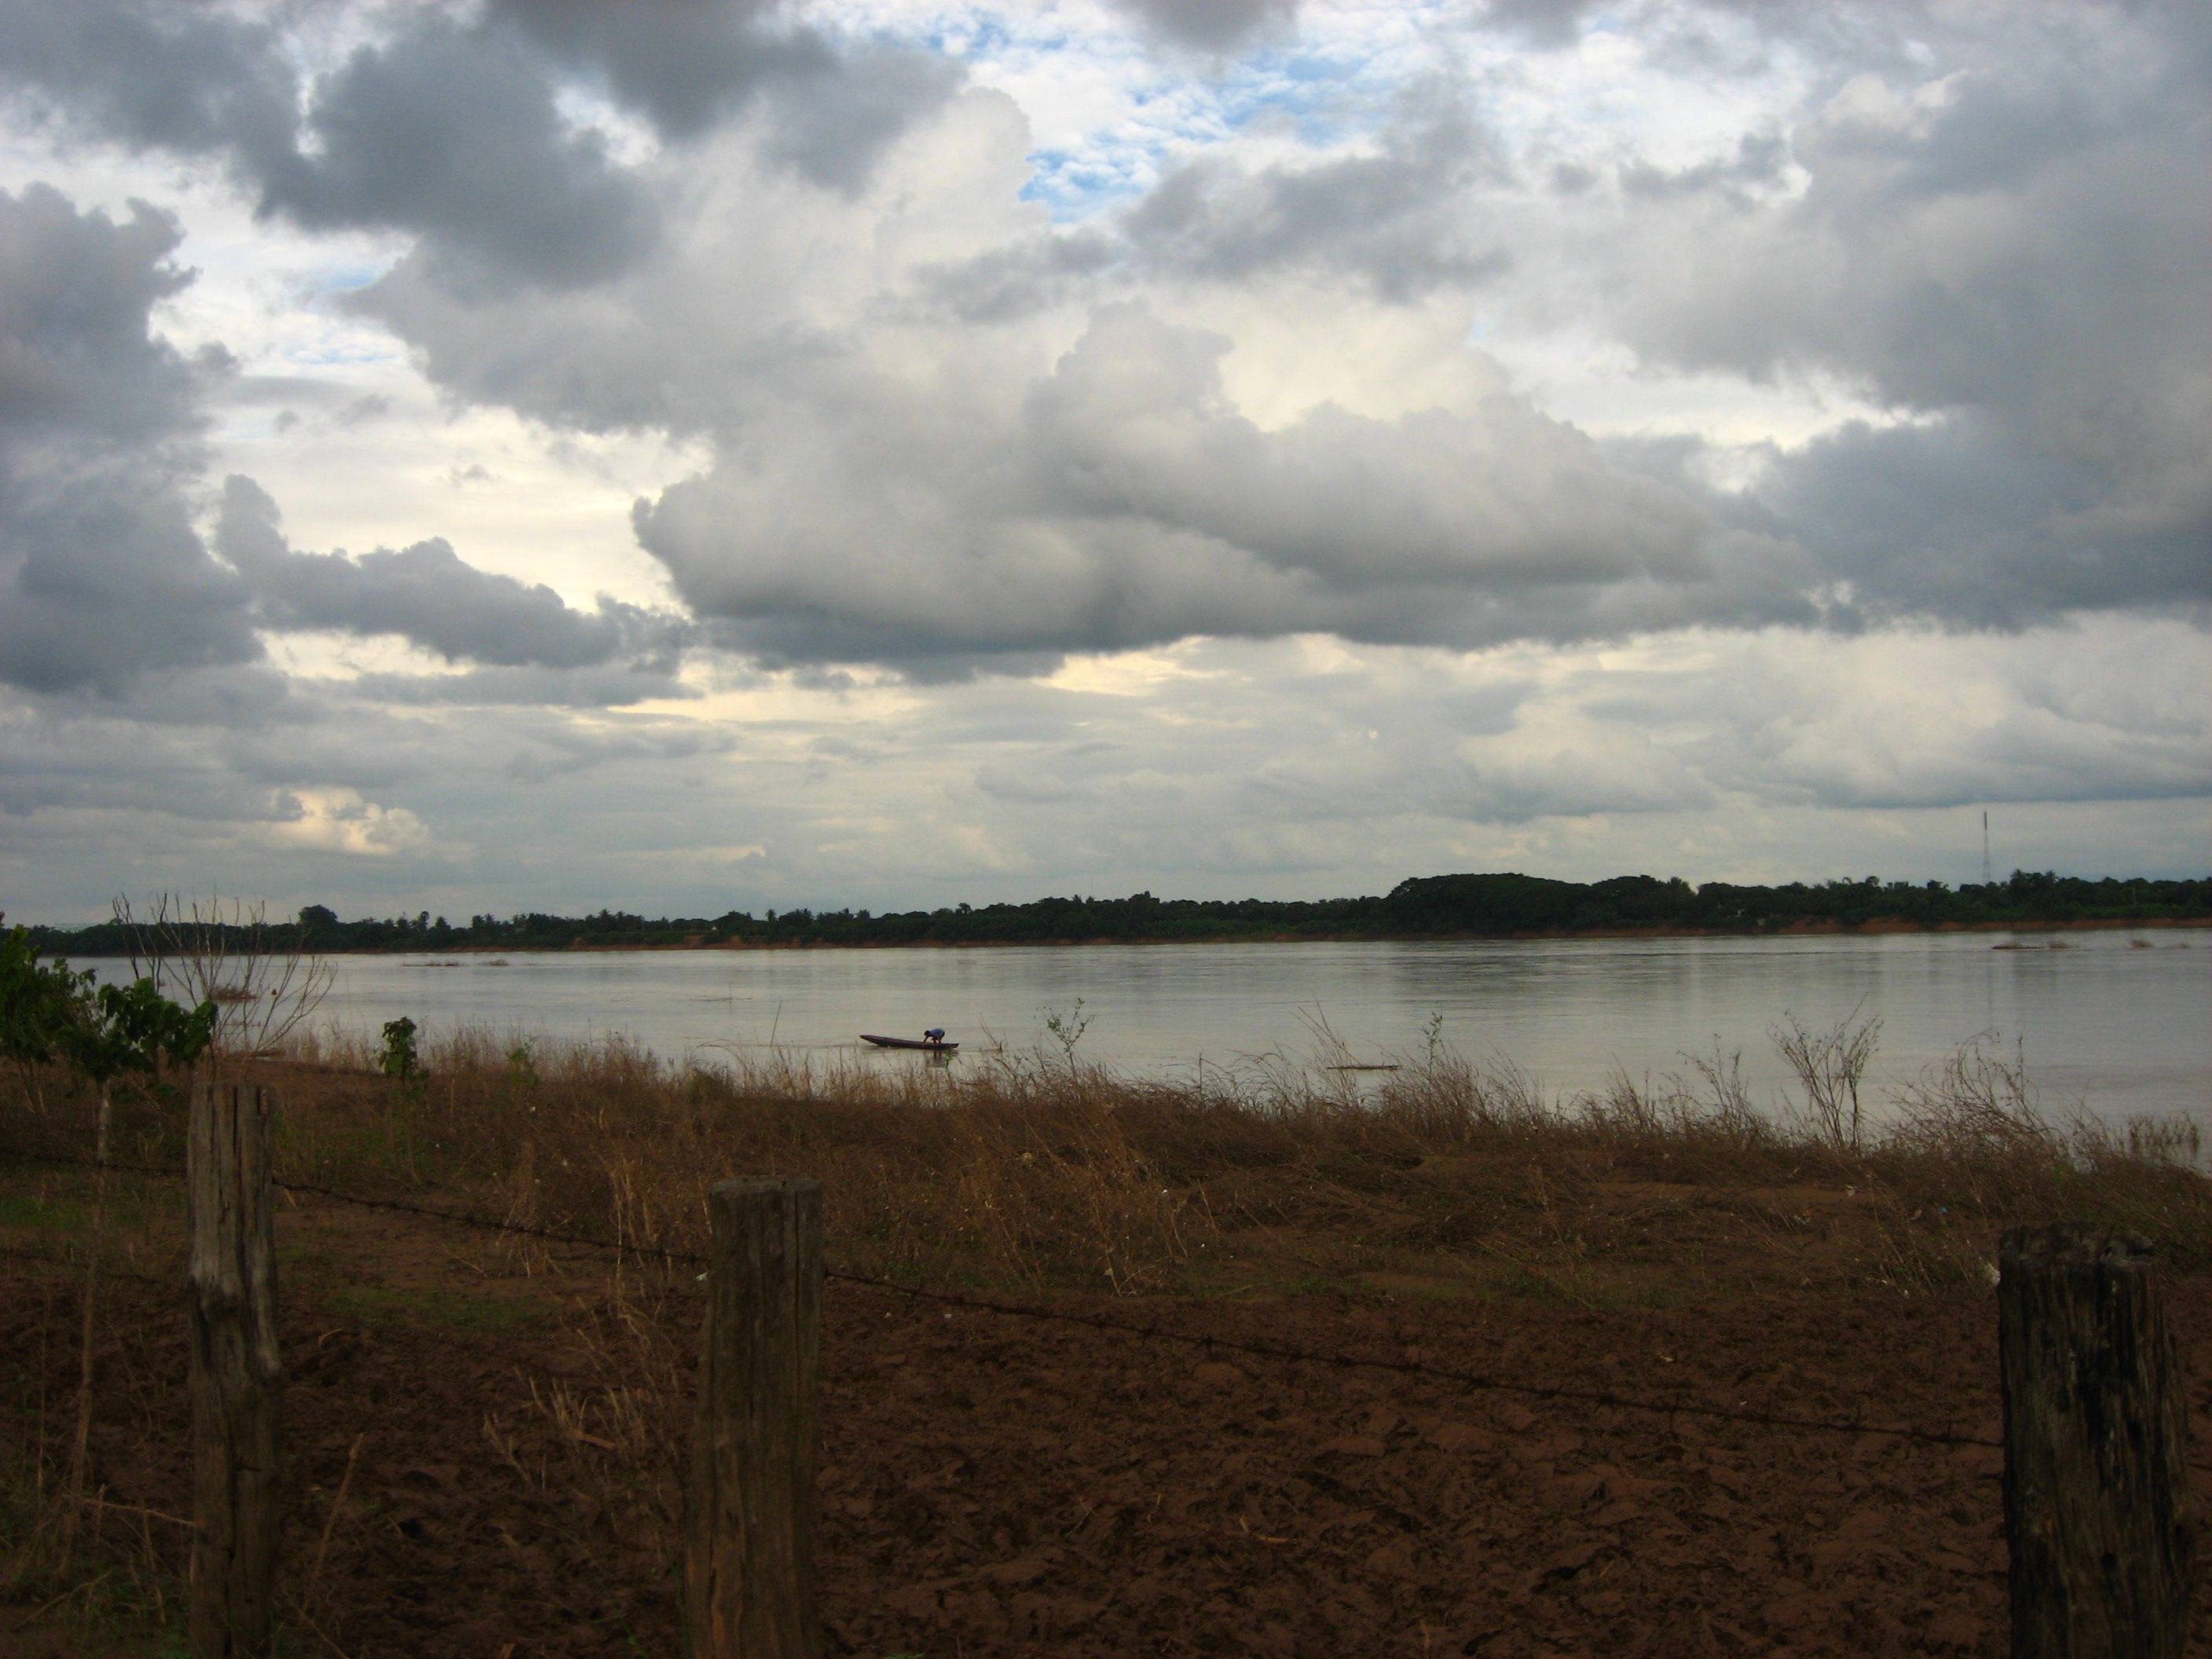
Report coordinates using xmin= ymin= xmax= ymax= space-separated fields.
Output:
xmin=4 ymin=1020 xmax=2207 ymax=1299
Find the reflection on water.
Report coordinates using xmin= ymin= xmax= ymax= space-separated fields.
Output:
xmin=103 ymin=928 xmax=2210 ymax=1125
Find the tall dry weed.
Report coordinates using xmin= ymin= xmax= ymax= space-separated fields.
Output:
xmin=4 ymin=1014 xmax=2207 ymax=1291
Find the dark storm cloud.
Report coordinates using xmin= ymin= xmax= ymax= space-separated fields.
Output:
xmin=0 ymin=0 xmax=956 ymax=291
xmin=1475 ymin=0 xmax=1599 ymax=51
xmin=0 ymin=184 xmax=690 ymax=697
xmin=1593 ymin=2 xmax=2212 ymax=629
xmin=912 ymin=229 xmax=1121 ymax=324
xmin=1621 ymin=51 xmax=2209 ymax=413
xmin=491 ymin=0 xmax=830 ymax=139
xmin=1760 ymin=417 xmax=2212 ymax=627
xmin=757 ymin=43 xmax=966 ymax=193
xmin=1121 ymin=92 xmax=1509 ymax=301
xmin=0 ymin=185 xmax=205 ymax=448
xmin=1106 ymin=0 xmax=1299 ymax=53
xmin=916 ymin=92 xmax=1509 ymax=319
xmin=215 ymin=477 xmax=689 ymax=672
xmin=0 ymin=0 xmax=654 ymax=287
xmin=345 ymin=665 xmax=696 ymax=709
xmin=496 ymin=0 xmax=966 ymax=190
xmin=0 ymin=187 xmax=258 ymax=693
xmin=11 ymin=0 xmax=2201 ymax=685
xmin=1617 ymin=132 xmax=1787 ymax=203
xmin=0 ymin=1 xmax=298 ymax=174
xmin=257 ymin=13 xmax=658 ymax=290
xmin=0 ymin=475 xmax=259 ymax=695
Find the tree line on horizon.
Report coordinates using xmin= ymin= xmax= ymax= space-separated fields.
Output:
xmin=24 ymin=870 xmax=2210 ymax=955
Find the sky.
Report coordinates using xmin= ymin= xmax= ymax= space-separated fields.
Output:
xmin=0 ymin=0 xmax=2205 ymax=925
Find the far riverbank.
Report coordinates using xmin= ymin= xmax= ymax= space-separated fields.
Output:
xmin=28 ymin=867 xmax=2208 ymax=957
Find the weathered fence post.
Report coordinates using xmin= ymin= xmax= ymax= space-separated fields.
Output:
xmin=687 ymin=1177 xmax=824 ymax=1659
xmin=189 ymin=1082 xmax=282 ymax=1659
xmin=1998 ymin=1221 xmax=2192 ymax=1659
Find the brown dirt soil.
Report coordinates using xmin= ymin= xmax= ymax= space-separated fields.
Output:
xmin=6 ymin=1192 xmax=2212 ymax=1659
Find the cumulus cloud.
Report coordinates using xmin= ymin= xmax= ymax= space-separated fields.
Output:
xmin=5 ymin=619 xmax=2203 ymax=918
xmin=257 ymin=13 xmax=661 ymax=290
xmin=1476 ymin=0 xmax=1598 ymax=51
xmin=632 ymin=302 xmax=1735 ymax=668
xmin=496 ymin=0 xmax=963 ymax=186
xmin=0 ymin=0 xmax=2206 ymax=921
xmin=0 ymin=0 xmax=651 ymax=286
xmin=0 ymin=1 xmax=297 ymax=174
xmin=215 ymin=477 xmax=684 ymax=672
xmin=0 ymin=0 xmax=959 ymax=290
xmin=1106 ymin=0 xmax=1300 ymax=53
xmin=1119 ymin=93 xmax=1511 ymax=300
xmin=0 ymin=182 xmax=686 ymax=698
xmin=918 ymin=89 xmax=1511 ymax=317
xmin=0 ymin=186 xmax=257 ymax=693
xmin=280 ymin=2 xmax=2203 ymax=673
xmin=7 ymin=3 xmax=2202 ymax=670
xmin=1584 ymin=10 xmax=2212 ymax=624
xmin=343 ymin=665 xmax=695 ymax=709
xmin=489 ymin=0 xmax=829 ymax=139
xmin=262 ymin=787 xmax=434 ymax=858
xmin=756 ymin=42 xmax=967 ymax=192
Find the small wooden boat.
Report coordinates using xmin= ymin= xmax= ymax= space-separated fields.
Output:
xmin=859 ymin=1034 xmax=960 ymax=1053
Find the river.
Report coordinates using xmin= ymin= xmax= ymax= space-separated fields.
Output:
xmin=169 ymin=927 xmax=2211 ymax=1128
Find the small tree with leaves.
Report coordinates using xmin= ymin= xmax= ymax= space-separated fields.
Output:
xmin=54 ymin=976 xmax=218 ymax=1164
xmin=380 ymin=1015 xmax=423 ymax=1083
xmin=0 ymin=921 xmax=84 ymax=1115
xmin=23 ymin=955 xmax=215 ymax=1557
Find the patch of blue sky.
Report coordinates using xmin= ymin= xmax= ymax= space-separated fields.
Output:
xmin=276 ymin=334 xmax=403 ymax=370
xmin=914 ymin=7 xmax=1020 ymax=60
xmin=1013 ymin=47 xmax=1418 ymax=220
xmin=1021 ymin=149 xmax=1150 ymax=219
xmin=313 ymin=262 xmax=390 ymax=295
xmin=1210 ymin=50 xmax=1371 ymax=134
xmin=842 ymin=0 xmax=1457 ymax=222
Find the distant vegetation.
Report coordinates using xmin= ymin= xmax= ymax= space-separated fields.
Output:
xmin=23 ymin=869 xmax=2210 ymax=955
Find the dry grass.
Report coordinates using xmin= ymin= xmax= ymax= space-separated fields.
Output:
xmin=2 ymin=1020 xmax=2208 ymax=1652
xmin=4 ymin=1021 xmax=2204 ymax=1302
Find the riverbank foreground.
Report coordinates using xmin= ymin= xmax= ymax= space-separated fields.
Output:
xmin=5 ymin=1034 xmax=2211 ymax=1655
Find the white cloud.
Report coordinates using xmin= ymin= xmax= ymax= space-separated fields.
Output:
xmin=6 ymin=616 xmax=2202 ymax=921
xmin=0 ymin=0 xmax=2203 ymax=922
xmin=260 ymin=788 xmax=436 ymax=857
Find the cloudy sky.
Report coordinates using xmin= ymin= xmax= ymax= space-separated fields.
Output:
xmin=0 ymin=0 xmax=2205 ymax=924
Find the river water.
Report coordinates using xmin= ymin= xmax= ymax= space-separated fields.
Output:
xmin=195 ymin=927 xmax=2212 ymax=1128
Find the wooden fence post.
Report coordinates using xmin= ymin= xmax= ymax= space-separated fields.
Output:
xmin=687 ymin=1177 xmax=824 ymax=1659
xmin=189 ymin=1082 xmax=282 ymax=1659
xmin=1998 ymin=1221 xmax=2192 ymax=1659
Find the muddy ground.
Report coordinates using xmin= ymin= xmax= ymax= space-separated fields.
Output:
xmin=5 ymin=1193 xmax=2212 ymax=1658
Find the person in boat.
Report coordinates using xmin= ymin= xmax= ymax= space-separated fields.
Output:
xmin=924 ymin=1027 xmax=947 ymax=1045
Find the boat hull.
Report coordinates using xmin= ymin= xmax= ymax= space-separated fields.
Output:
xmin=859 ymin=1034 xmax=959 ymax=1053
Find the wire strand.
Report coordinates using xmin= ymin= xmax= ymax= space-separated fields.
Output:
xmin=822 ymin=1269 xmax=2001 ymax=1448
xmin=2 ymin=1141 xmax=2001 ymax=1448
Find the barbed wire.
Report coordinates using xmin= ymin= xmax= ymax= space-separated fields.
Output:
xmin=2 ymin=1141 xmax=2001 ymax=1448
xmin=0 ymin=1240 xmax=173 ymax=1290
xmin=0 ymin=1144 xmax=707 ymax=1262
xmin=821 ymin=1269 xmax=2002 ymax=1448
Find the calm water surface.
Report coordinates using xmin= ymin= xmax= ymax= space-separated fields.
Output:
xmin=232 ymin=928 xmax=2212 ymax=1127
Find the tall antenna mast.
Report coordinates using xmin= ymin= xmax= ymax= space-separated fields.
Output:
xmin=1983 ymin=810 xmax=1991 ymax=886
